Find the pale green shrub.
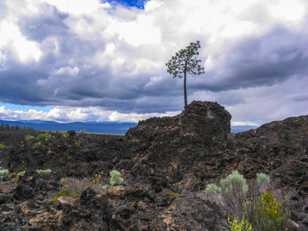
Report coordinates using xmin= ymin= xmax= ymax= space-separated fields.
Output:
xmin=17 ymin=170 xmax=26 ymax=177
xmin=36 ymin=169 xmax=52 ymax=176
xmin=109 ymin=170 xmax=124 ymax=186
xmin=204 ymin=171 xmax=289 ymax=231
xmin=0 ymin=167 xmax=9 ymax=180
xmin=205 ymin=183 xmax=221 ymax=193
xmin=256 ymin=173 xmax=270 ymax=187
xmin=220 ymin=170 xmax=248 ymax=194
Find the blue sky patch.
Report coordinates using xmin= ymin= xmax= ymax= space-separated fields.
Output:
xmin=106 ymin=0 xmax=146 ymax=9
xmin=1 ymin=103 xmax=52 ymax=113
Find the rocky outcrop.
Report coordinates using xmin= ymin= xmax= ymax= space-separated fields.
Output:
xmin=126 ymin=101 xmax=232 ymax=191
xmin=127 ymin=101 xmax=231 ymax=145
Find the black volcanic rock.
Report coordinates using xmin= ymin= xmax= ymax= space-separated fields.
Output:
xmin=127 ymin=101 xmax=231 ymax=145
xmin=125 ymin=101 xmax=233 ymax=191
xmin=1 ymin=101 xmax=308 ymax=230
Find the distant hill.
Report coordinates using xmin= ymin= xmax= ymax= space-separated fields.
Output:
xmin=231 ymin=125 xmax=257 ymax=133
xmin=0 ymin=120 xmax=137 ymax=135
xmin=0 ymin=119 xmax=256 ymax=135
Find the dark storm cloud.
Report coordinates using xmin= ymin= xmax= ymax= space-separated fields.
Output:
xmin=192 ymin=26 xmax=308 ymax=92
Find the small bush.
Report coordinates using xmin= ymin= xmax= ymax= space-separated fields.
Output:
xmin=204 ymin=171 xmax=289 ymax=231
xmin=253 ymin=191 xmax=287 ymax=231
xmin=0 ymin=167 xmax=9 ymax=180
xmin=0 ymin=143 xmax=6 ymax=150
xmin=205 ymin=183 xmax=221 ymax=193
xmin=229 ymin=217 xmax=253 ymax=231
xmin=51 ymin=190 xmax=80 ymax=204
xmin=36 ymin=169 xmax=52 ymax=176
xmin=17 ymin=170 xmax=26 ymax=177
xmin=256 ymin=173 xmax=270 ymax=187
xmin=109 ymin=170 xmax=124 ymax=186
xmin=220 ymin=170 xmax=248 ymax=194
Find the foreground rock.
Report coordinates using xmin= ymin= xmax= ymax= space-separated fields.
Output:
xmin=0 ymin=101 xmax=308 ymax=230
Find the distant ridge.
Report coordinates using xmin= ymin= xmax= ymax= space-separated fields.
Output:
xmin=0 ymin=119 xmax=256 ymax=134
xmin=0 ymin=119 xmax=137 ymax=135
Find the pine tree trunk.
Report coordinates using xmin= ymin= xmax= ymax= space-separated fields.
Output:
xmin=184 ymin=71 xmax=188 ymax=109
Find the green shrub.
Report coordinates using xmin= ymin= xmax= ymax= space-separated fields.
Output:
xmin=0 ymin=143 xmax=6 ymax=150
xmin=256 ymin=173 xmax=270 ymax=187
xmin=204 ymin=171 xmax=289 ymax=231
xmin=205 ymin=183 xmax=221 ymax=193
xmin=36 ymin=133 xmax=51 ymax=142
xmin=253 ymin=191 xmax=287 ymax=231
xmin=229 ymin=217 xmax=253 ymax=231
xmin=109 ymin=170 xmax=124 ymax=186
xmin=51 ymin=190 xmax=80 ymax=204
xmin=220 ymin=170 xmax=248 ymax=194
xmin=0 ymin=167 xmax=9 ymax=180
xmin=52 ymin=177 xmax=94 ymax=204
xmin=36 ymin=169 xmax=52 ymax=176
xmin=17 ymin=170 xmax=26 ymax=177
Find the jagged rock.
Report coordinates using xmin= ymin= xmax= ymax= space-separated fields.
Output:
xmin=127 ymin=101 xmax=231 ymax=144
xmin=13 ymin=183 xmax=33 ymax=201
xmin=154 ymin=193 xmax=228 ymax=231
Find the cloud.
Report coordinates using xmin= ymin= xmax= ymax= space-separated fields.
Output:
xmin=0 ymin=0 xmax=307 ymax=124
xmin=0 ymin=105 xmax=178 ymax=122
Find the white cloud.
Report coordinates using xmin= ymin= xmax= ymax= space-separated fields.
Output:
xmin=0 ymin=0 xmax=307 ymax=124
xmin=0 ymin=20 xmax=42 ymax=63
xmin=0 ymin=105 xmax=178 ymax=123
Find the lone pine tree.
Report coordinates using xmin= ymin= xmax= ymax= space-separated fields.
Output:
xmin=166 ymin=41 xmax=205 ymax=109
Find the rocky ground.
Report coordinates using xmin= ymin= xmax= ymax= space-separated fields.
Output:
xmin=0 ymin=101 xmax=308 ymax=230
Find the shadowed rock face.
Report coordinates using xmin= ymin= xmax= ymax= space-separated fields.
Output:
xmin=1 ymin=101 xmax=308 ymax=230
xmin=125 ymin=101 xmax=233 ymax=192
xmin=127 ymin=101 xmax=231 ymax=145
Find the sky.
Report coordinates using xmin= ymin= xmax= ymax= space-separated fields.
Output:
xmin=0 ymin=0 xmax=307 ymax=125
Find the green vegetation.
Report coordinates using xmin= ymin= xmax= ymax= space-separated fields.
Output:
xmin=36 ymin=169 xmax=52 ymax=176
xmin=36 ymin=133 xmax=51 ymax=142
xmin=109 ymin=170 xmax=124 ymax=186
xmin=52 ymin=177 xmax=94 ymax=204
xmin=0 ymin=167 xmax=9 ymax=180
xmin=51 ymin=189 xmax=80 ymax=204
xmin=205 ymin=183 xmax=222 ymax=193
xmin=220 ymin=170 xmax=248 ymax=194
xmin=229 ymin=217 xmax=253 ymax=231
xmin=256 ymin=173 xmax=270 ymax=187
xmin=17 ymin=170 xmax=26 ymax=177
xmin=204 ymin=171 xmax=288 ymax=231
xmin=0 ymin=143 xmax=6 ymax=150
xmin=253 ymin=191 xmax=287 ymax=231
xmin=25 ymin=133 xmax=51 ymax=144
